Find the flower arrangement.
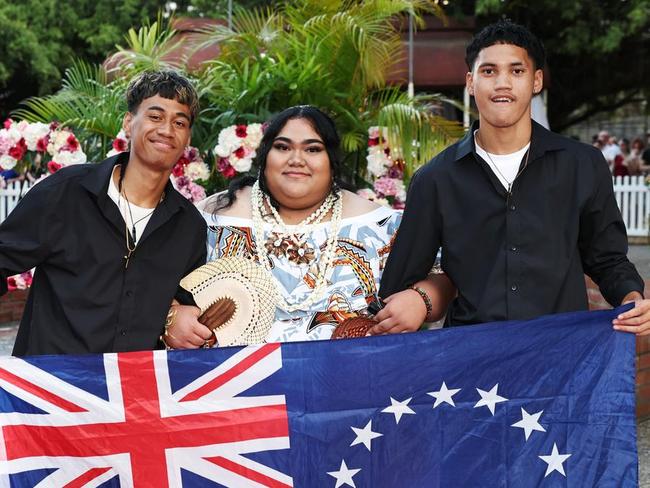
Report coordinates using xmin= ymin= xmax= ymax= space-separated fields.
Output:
xmin=0 ymin=119 xmax=86 ymax=176
xmin=214 ymin=123 xmax=264 ymax=178
xmin=107 ymin=130 xmax=210 ymax=203
xmin=358 ymin=126 xmax=407 ymax=209
xmin=7 ymin=271 xmax=33 ymax=291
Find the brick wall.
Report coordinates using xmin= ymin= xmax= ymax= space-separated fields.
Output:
xmin=586 ymin=277 xmax=650 ymax=420
xmin=0 ymin=289 xmax=27 ymax=323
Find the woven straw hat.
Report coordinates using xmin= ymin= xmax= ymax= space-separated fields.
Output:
xmin=179 ymin=257 xmax=278 ymax=347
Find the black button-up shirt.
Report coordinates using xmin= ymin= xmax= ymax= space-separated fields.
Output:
xmin=0 ymin=153 xmax=206 ymax=355
xmin=380 ymin=121 xmax=644 ymax=325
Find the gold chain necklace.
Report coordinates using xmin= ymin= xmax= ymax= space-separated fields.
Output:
xmin=116 ymin=165 xmax=164 ymax=268
xmin=476 ymin=131 xmax=531 ymax=195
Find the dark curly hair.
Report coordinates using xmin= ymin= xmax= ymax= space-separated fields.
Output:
xmin=465 ymin=21 xmax=546 ymax=71
xmin=211 ymin=105 xmax=343 ymax=212
xmin=126 ymin=70 xmax=200 ymax=126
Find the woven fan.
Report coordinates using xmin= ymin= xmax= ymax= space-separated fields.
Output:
xmin=179 ymin=257 xmax=278 ymax=347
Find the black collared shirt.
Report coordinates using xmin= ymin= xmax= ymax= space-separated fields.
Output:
xmin=0 ymin=153 xmax=207 ymax=355
xmin=380 ymin=121 xmax=644 ymax=325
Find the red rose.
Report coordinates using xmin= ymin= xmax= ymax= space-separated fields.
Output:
xmin=235 ymin=125 xmax=247 ymax=138
xmin=234 ymin=146 xmax=246 ymax=159
xmin=384 ymin=147 xmax=390 ymax=156
xmin=36 ymin=136 xmax=49 ymax=152
xmin=6 ymin=277 xmax=17 ymax=292
xmin=112 ymin=138 xmax=128 ymax=152
xmin=217 ymin=157 xmax=236 ymax=179
xmin=172 ymin=163 xmax=184 ymax=177
xmin=66 ymin=134 xmax=79 ymax=151
xmin=49 ymin=121 xmax=60 ymax=131
xmin=3 ymin=119 xmax=12 ymax=129
xmin=176 ymin=156 xmax=190 ymax=167
xmin=368 ymin=138 xmax=379 ymax=147
xmin=47 ymin=161 xmax=63 ymax=173
xmin=8 ymin=139 xmax=27 ymax=160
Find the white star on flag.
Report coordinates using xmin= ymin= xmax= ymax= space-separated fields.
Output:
xmin=381 ymin=396 xmax=416 ymax=424
xmin=511 ymin=407 xmax=546 ymax=440
xmin=327 ymin=459 xmax=361 ymax=488
xmin=539 ymin=443 xmax=572 ymax=477
xmin=350 ymin=420 xmax=383 ymax=451
xmin=427 ymin=381 xmax=461 ymax=408
xmin=474 ymin=383 xmax=508 ymax=415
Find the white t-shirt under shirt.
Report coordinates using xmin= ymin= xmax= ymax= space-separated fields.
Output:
xmin=474 ymin=130 xmax=530 ymax=191
xmin=107 ymin=169 xmax=156 ymax=245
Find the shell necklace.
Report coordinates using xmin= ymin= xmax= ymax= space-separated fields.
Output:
xmin=251 ymin=181 xmax=343 ymax=313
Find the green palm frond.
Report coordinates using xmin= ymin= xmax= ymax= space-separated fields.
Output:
xmin=14 ymin=60 xmax=126 ymax=159
xmin=110 ymin=18 xmax=184 ymax=73
xmin=371 ymin=88 xmax=464 ymax=178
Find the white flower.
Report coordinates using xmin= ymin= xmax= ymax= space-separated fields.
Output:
xmin=54 ymin=149 xmax=86 ymax=166
xmin=214 ymin=144 xmax=231 ymax=158
xmin=215 ymin=126 xmax=240 ymax=154
xmin=0 ymin=154 xmax=17 ymax=170
xmin=185 ymin=161 xmax=210 ymax=181
xmin=22 ymin=122 xmax=50 ymax=151
xmin=394 ymin=179 xmax=406 ymax=201
xmin=231 ymin=156 xmax=253 ymax=172
xmin=47 ymin=130 xmax=72 ymax=154
xmin=245 ymin=123 xmax=264 ymax=148
xmin=366 ymin=151 xmax=391 ymax=178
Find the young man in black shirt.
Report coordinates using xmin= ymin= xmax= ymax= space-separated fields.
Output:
xmin=0 ymin=70 xmax=213 ymax=355
xmin=375 ymin=21 xmax=650 ymax=336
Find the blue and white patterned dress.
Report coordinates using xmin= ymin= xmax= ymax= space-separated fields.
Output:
xmin=200 ymin=206 xmax=401 ymax=342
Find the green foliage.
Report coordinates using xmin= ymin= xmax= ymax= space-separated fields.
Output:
xmin=16 ymin=0 xmax=464 ymax=189
xmin=466 ymin=0 xmax=650 ymax=130
xmin=0 ymin=0 xmax=189 ymax=118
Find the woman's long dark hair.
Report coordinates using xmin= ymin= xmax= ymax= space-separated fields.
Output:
xmin=211 ymin=105 xmax=344 ymax=213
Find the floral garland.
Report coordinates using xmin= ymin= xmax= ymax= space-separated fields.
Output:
xmin=214 ymin=123 xmax=264 ymax=178
xmin=0 ymin=119 xmax=87 ymax=177
xmin=357 ymin=126 xmax=407 ymax=209
xmin=107 ymin=130 xmax=209 ymax=203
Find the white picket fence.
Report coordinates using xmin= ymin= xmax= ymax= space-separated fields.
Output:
xmin=0 ymin=177 xmax=648 ymax=237
xmin=0 ymin=181 xmax=32 ymax=223
xmin=613 ymin=175 xmax=649 ymax=237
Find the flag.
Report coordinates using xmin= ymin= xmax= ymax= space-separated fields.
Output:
xmin=0 ymin=306 xmax=638 ymax=487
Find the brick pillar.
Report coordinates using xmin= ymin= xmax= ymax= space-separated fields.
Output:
xmin=586 ymin=276 xmax=650 ymax=420
xmin=0 ymin=289 xmax=27 ymax=323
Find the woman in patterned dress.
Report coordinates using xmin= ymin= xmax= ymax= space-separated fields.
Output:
xmin=167 ymin=106 xmax=455 ymax=347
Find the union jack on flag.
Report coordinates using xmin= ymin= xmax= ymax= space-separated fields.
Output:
xmin=0 ymin=343 xmax=292 ymax=487
xmin=0 ymin=307 xmax=640 ymax=487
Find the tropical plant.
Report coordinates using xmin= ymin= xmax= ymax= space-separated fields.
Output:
xmin=15 ymin=0 xmax=465 ymax=190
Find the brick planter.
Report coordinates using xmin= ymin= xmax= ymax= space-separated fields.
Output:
xmin=586 ymin=277 xmax=650 ymax=420
xmin=0 ymin=289 xmax=28 ymax=323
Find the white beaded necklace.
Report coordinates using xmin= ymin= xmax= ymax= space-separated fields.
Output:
xmin=251 ymin=181 xmax=343 ymax=313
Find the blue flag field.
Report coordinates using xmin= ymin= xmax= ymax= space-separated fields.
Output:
xmin=0 ymin=306 xmax=638 ymax=487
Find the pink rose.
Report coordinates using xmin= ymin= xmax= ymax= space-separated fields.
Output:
xmin=217 ymin=157 xmax=237 ymax=178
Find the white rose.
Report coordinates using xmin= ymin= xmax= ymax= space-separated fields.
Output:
xmin=231 ymin=156 xmax=253 ymax=172
xmin=185 ymin=161 xmax=210 ymax=181
xmin=0 ymin=154 xmax=17 ymax=170
xmin=214 ymin=144 xmax=231 ymax=158
xmin=22 ymin=122 xmax=50 ymax=151
xmin=54 ymin=150 xmax=86 ymax=166
xmin=366 ymin=151 xmax=390 ymax=178
xmin=245 ymin=123 xmax=264 ymax=148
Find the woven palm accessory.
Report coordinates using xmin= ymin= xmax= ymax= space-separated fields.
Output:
xmin=179 ymin=257 xmax=278 ymax=347
xmin=331 ymin=316 xmax=378 ymax=339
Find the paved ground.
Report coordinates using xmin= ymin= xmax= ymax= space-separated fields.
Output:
xmin=2 ymin=245 xmax=650 ymax=481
